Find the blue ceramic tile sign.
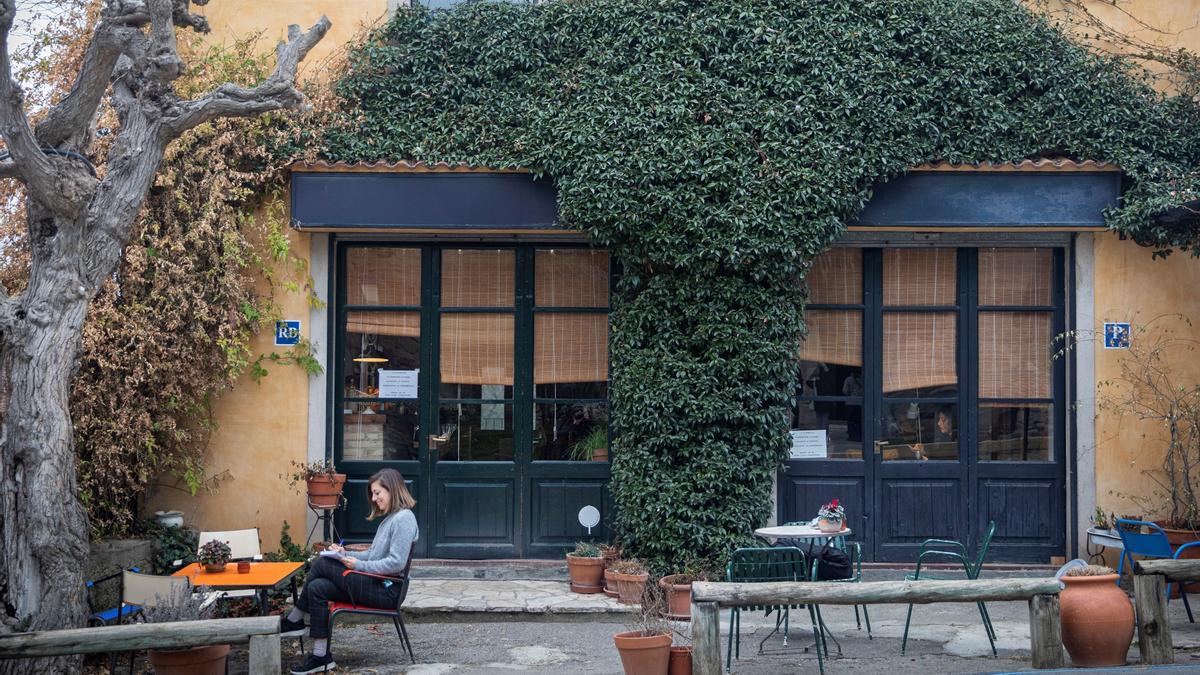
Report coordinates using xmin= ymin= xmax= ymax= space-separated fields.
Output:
xmin=275 ymin=320 xmax=301 ymax=346
xmin=1104 ymin=322 xmax=1130 ymax=349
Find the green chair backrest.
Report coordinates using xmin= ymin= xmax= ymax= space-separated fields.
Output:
xmin=972 ymin=521 xmax=997 ymax=576
xmin=726 ymin=546 xmax=810 ymax=611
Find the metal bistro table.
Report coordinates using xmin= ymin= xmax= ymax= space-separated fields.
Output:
xmin=755 ymin=524 xmax=853 ymax=548
xmin=173 ymin=561 xmax=304 ymax=615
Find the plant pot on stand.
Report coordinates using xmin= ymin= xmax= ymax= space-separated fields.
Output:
xmin=1060 ymin=573 xmax=1134 ymax=667
xmin=307 ymin=473 xmax=347 ymax=509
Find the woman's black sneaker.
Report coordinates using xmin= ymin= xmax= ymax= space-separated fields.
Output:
xmin=279 ymin=617 xmax=307 ymax=637
xmin=289 ymin=652 xmax=336 ymax=674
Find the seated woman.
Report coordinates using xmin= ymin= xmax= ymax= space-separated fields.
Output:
xmin=284 ymin=468 xmax=418 ymax=674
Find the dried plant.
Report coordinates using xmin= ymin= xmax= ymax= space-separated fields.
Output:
xmin=623 ymin=579 xmax=671 ymax=637
xmin=1065 ymin=564 xmax=1116 ymax=577
xmin=611 ymin=559 xmax=648 ymax=575
xmin=140 ymin=585 xmax=217 ymax=624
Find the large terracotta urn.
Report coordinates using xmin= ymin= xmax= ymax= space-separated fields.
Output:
xmin=1060 ymin=573 xmax=1134 ymax=667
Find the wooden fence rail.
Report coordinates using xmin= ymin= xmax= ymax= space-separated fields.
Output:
xmin=0 ymin=616 xmax=281 ymax=674
xmin=690 ymin=578 xmax=1064 ymax=675
xmin=1133 ymin=558 xmax=1200 ymax=666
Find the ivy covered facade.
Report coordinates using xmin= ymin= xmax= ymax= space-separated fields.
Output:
xmin=148 ymin=0 xmax=1200 ymax=571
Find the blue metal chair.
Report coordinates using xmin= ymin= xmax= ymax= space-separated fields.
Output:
xmin=85 ymin=567 xmax=141 ymax=626
xmin=901 ymin=521 xmax=997 ymax=656
xmin=1115 ymin=518 xmax=1200 ymax=622
xmin=726 ymin=547 xmax=824 ymax=674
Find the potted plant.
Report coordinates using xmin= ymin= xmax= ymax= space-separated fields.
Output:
xmin=198 ymin=539 xmax=231 ymax=573
xmin=143 ymin=584 xmax=229 ymax=675
xmin=609 ymin=559 xmax=650 ymax=605
xmin=668 ymin=636 xmax=692 ymax=675
xmin=658 ymin=561 xmax=711 ymax=621
xmin=570 ymin=425 xmax=609 ymax=462
xmin=613 ymin=581 xmax=671 ymax=675
xmin=1059 ymin=564 xmax=1134 ymax=667
xmin=567 ymin=541 xmax=605 ymax=594
xmin=286 ymin=459 xmax=346 ymax=508
xmin=601 ymin=544 xmax=622 ymax=598
xmin=817 ymin=498 xmax=845 ymax=533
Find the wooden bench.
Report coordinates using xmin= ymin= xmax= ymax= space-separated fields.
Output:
xmin=1132 ymin=558 xmax=1200 ymax=665
xmin=690 ymin=578 xmax=1065 ymax=674
xmin=0 ymin=615 xmax=281 ymax=674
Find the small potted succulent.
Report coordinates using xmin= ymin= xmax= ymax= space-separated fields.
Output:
xmin=198 ymin=539 xmax=231 ymax=573
xmin=286 ymin=458 xmax=347 ymax=509
xmin=818 ymin=498 xmax=845 ymax=533
xmin=566 ymin=541 xmax=605 ymax=594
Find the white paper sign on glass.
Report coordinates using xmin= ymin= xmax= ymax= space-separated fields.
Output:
xmin=378 ymin=369 xmax=419 ymax=399
xmin=789 ymin=430 xmax=828 ymax=459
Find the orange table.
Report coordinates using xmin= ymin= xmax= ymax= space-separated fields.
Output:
xmin=173 ymin=562 xmax=304 ymax=615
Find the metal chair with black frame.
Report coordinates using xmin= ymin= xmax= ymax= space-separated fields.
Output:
xmin=725 ymin=546 xmax=825 ymax=675
xmin=901 ymin=520 xmax=998 ymax=657
xmin=781 ymin=522 xmax=872 ymax=639
xmin=86 ymin=567 xmax=143 ymax=626
xmin=1114 ymin=518 xmax=1200 ymax=623
xmin=328 ymin=555 xmax=416 ymax=664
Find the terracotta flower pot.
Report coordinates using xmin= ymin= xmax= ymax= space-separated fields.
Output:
xmin=148 ymin=644 xmax=231 ymax=675
xmin=610 ymin=570 xmax=650 ymax=605
xmin=668 ymin=646 xmax=692 ymax=675
xmin=613 ymin=631 xmax=670 ymax=675
xmin=603 ymin=568 xmax=620 ymax=598
xmin=659 ymin=575 xmax=693 ymax=621
xmin=307 ymin=473 xmax=347 ymax=508
xmin=1060 ymin=573 xmax=1134 ymax=667
xmin=567 ymin=554 xmax=605 ymax=593
xmin=202 ymin=563 xmax=227 ymax=574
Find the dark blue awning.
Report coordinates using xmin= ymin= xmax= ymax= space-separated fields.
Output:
xmin=290 ymin=170 xmax=558 ymax=231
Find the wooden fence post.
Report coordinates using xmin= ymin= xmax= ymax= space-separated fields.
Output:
xmin=247 ymin=633 xmax=281 ymax=674
xmin=1134 ymin=573 xmax=1174 ymax=665
xmin=1028 ymin=593 xmax=1065 ymax=669
xmin=692 ymin=600 xmax=721 ymax=675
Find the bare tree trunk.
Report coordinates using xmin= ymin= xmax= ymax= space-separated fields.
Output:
xmin=0 ymin=272 xmax=90 ymax=674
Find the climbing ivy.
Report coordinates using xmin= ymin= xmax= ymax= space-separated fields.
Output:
xmin=305 ymin=0 xmax=1200 ymax=571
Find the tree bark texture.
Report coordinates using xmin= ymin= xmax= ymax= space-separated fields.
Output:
xmin=0 ymin=3 xmax=328 ymax=672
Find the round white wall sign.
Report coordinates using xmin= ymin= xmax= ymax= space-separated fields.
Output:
xmin=578 ymin=505 xmax=601 ymax=533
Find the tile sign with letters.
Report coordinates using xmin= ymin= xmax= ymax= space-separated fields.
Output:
xmin=1104 ymin=322 xmax=1130 ymax=349
xmin=274 ymin=320 xmax=301 ymax=346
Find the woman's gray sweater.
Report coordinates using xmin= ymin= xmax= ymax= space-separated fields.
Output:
xmin=347 ymin=509 xmax=418 ymax=575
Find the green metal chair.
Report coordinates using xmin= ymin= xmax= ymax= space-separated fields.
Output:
xmin=726 ymin=546 xmax=824 ymax=674
xmin=901 ymin=520 xmax=998 ymax=656
xmin=781 ymin=522 xmax=873 ymax=640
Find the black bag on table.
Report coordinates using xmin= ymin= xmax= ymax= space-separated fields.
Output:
xmin=776 ymin=539 xmax=853 ymax=581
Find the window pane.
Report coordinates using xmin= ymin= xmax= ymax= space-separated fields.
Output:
xmin=979 ymin=403 xmax=1052 ymax=461
xmin=799 ymin=311 xmax=863 ymax=394
xmin=440 ymin=314 xmax=514 ymax=390
xmin=534 ymin=313 xmax=608 ymax=396
xmin=883 ymin=312 xmax=957 ymax=397
xmin=880 ymin=403 xmax=957 ymax=461
xmin=435 ymin=404 xmax=514 ymax=461
xmin=805 ymin=248 xmax=861 ymax=304
xmin=341 ymin=403 xmax=419 ymax=461
xmin=978 ymin=312 xmax=1052 ymax=399
xmin=536 ymin=250 xmax=609 ymax=308
xmin=346 ymin=248 xmax=420 ymax=306
xmin=883 ymin=249 xmax=956 ymax=306
xmin=441 ymin=249 xmax=514 ymax=307
xmin=345 ymin=312 xmax=420 ymax=396
xmin=791 ymin=400 xmax=863 ymax=459
xmin=979 ymin=248 xmax=1053 ymax=306
xmin=534 ymin=402 xmax=609 ymax=461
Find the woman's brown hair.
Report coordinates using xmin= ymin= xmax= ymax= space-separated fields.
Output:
xmin=366 ymin=468 xmax=416 ymax=520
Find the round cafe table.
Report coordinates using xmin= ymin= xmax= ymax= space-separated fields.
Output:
xmin=754 ymin=524 xmax=852 ymax=542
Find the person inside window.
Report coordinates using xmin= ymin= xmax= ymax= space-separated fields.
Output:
xmin=283 ymin=468 xmax=418 ymax=674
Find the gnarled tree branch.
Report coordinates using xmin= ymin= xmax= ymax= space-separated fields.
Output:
xmin=165 ymin=16 xmax=330 ymax=138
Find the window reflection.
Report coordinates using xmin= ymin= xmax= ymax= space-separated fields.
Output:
xmin=979 ymin=404 xmax=1051 ymax=461
xmin=342 ymin=403 xmax=418 ymax=461
xmin=880 ymin=403 xmax=957 ymax=461
xmin=435 ymin=404 xmax=514 ymax=461
xmin=534 ymin=402 xmax=609 ymax=461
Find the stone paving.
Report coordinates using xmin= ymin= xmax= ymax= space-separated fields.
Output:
xmin=404 ymin=579 xmax=634 ymax=616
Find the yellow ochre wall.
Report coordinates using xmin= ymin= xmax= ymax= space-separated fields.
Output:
xmin=144 ymin=1 xmax=390 ymax=553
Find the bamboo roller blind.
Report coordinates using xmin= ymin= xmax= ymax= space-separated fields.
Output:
xmin=344 ymin=248 xmax=609 ymax=386
xmin=799 ymin=248 xmax=1052 ymax=397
